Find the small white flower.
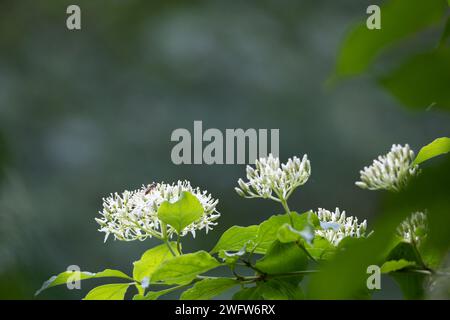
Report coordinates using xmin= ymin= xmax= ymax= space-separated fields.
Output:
xmin=396 ymin=211 xmax=428 ymax=245
xmin=315 ymin=207 xmax=368 ymax=246
xmin=95 ymin=180 xmax=219 ymax=242
xmin=235 ymin=154 xmax=311 ymax=201
xmin=356 ymin=144 xmax=420 ymax=192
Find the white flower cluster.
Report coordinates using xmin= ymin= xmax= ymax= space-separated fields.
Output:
xmin=235 ymin=154 xmax=311 ymax=201
xmin=315 ymin=208 xmax=368 ymax=246
xmin=96 ymin=180 xmax=219 ymax=242
xmin=396 ymin=211 xmax=428 ymax=245
xmin=356 ymin=144 xmax=420 ymax=192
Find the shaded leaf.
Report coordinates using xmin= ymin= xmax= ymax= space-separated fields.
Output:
xmin=335 ymin=0 xmax=446 ymax=77
xmin=305 ymin=237 xmax=335 ymax=261
xmin=255 ymin=240 xmax=308 ymax=275
xmin=180 ymin=278 xmax=239 ymax=300
xmin=381 ymin=49 xmax=450 ymax=110
xmin=259 ymin=279 xmax=304 ymax=300
xmin=391 ymin=273 xmax=427 ymax=299
xmin=232 ymin=286 xmax=263 ymax=300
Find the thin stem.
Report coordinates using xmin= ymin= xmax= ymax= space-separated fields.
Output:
xmin=176 ymin=234 xmax=182 ymax=255
xmin=161 ymin=223 xmax=177 ymax=257
xmin=240 ymin=258 xmax=265 ymax=275
xmin=264 ymin=270 xmax=319 ymax=279
xmin=165 ymin=239 xmax=177 ymax=257
xmin=279 ymin=197 xmax=294 ymax=226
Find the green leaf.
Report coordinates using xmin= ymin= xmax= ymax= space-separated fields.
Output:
xmin=254 ymin=214 xmax=292 ymax=253
xmin=255 ymin=240 xmax=308 ymax=275
xmin=387 ymin=242 xmax=421 ymax=264
xmin=413 ymin=137 xmax=450 ymax=165
xmin=133 ymin=243 xmax=177 ymax=282
xmin=305 ymin=237 xmax=335 ymax=261
xmin=232 ymin=286 xmax=263 ymax=300
xmin=218 ymin=245 xmax=247 ymax=267
xmin=157 ymin=191 xmax=204 ymax=234
xmin=381 ymin=49 xmax=450 ymax=110
xmin=259 ymin=279 xmax=304 ymax=300
xmin=439 ymin=16 xmax=450 ymax=46
xmin=35 ymin=269 xmax=132 ymax=296
xmin=83 ymin=283 xmax=131 ymax=300
xmin=253 ymin=212 xmax=318 ymax=253
xmin=391 ymin=273 xmax=427 ymax=299
xmin=277 ymin=223 xmax=314 ymax=245
xmin=233 ymin=280 xmax=304 ymax=300
xmin=133 ymin=287 xmax=175 ymax=300
xmin=210 ymin=225 xmax=259 ymax=254
xmin=381 ymin=259 xmax=416 ymax=273
xmin=384 ymin=242 xmax=427 ymax=299
xmin=335 ymin=0 xmax=446 ymax=77
xmin=151 ymin=251 xmax=221 ymax=285
xmin=180 ymin=278 xmax=239 ymax=300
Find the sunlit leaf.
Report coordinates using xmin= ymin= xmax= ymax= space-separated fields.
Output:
xmin=83 ymin=283 xmax=131 ymax=300
xmin=413 ymin=137 xmax=450 ymax=165
xmin=157 ymin=191 xmax=204 ymax=234
xmin=35 ymin=269 xmax=132 ymax=296
xmin=133 ymin=243 xmax=177 ymax=282
xmin=210 ymin=225 xmax=259 ymax=254
xmin=381 ymin=259 xmax=416 ymax=273
xmin=151 ymin=251 xmax=220 ymax=285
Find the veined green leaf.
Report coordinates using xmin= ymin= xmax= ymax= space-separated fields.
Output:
xmin=232 ymin=286 xmax=263 ymax=300
xmin=180 ymin=278 xmax=239 ymax=300
xmin=233 ymin=280 xmax=304 ymax=300
xmin=413 ymin=137 xmax=450 ymax=165
xmin=255 ymin=211 xmax=318 ymax=252
xmin=133 ymin=243 xmax=177 ymax=282
xmin=259 ymin=279 xmax=304 ymax=300
xmin=151 ymin=251 xmax=221 ymax=285
xmin=305 ymin=237 xmax=335 ymax=261
xmin=277 ymin=223 xmax=314 ymax=245
xmin=157 ymin=191 xmax=204 ymax=234
xmin=210 ymin=225 xmax=259 ymax=254
xmin=254 ymin=214 xmax=292 ymax=253
xmin=335 ymin=0 xmax=446 ymax=77
xmin=381 ymin=259 xmax=416 ymax=273
xmin=255 ymin=240 xmax=308 ymax=275
xmin=218 ymin=244 xmax=248 ymax=266
xmin=83 ymin=283 xmax=131 ymax=300
xmin=35 ymin=268 xmax=132 ymax=296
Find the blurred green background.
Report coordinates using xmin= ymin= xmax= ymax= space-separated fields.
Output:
xmin=0 ymin=0 xmax=449 ymax=299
